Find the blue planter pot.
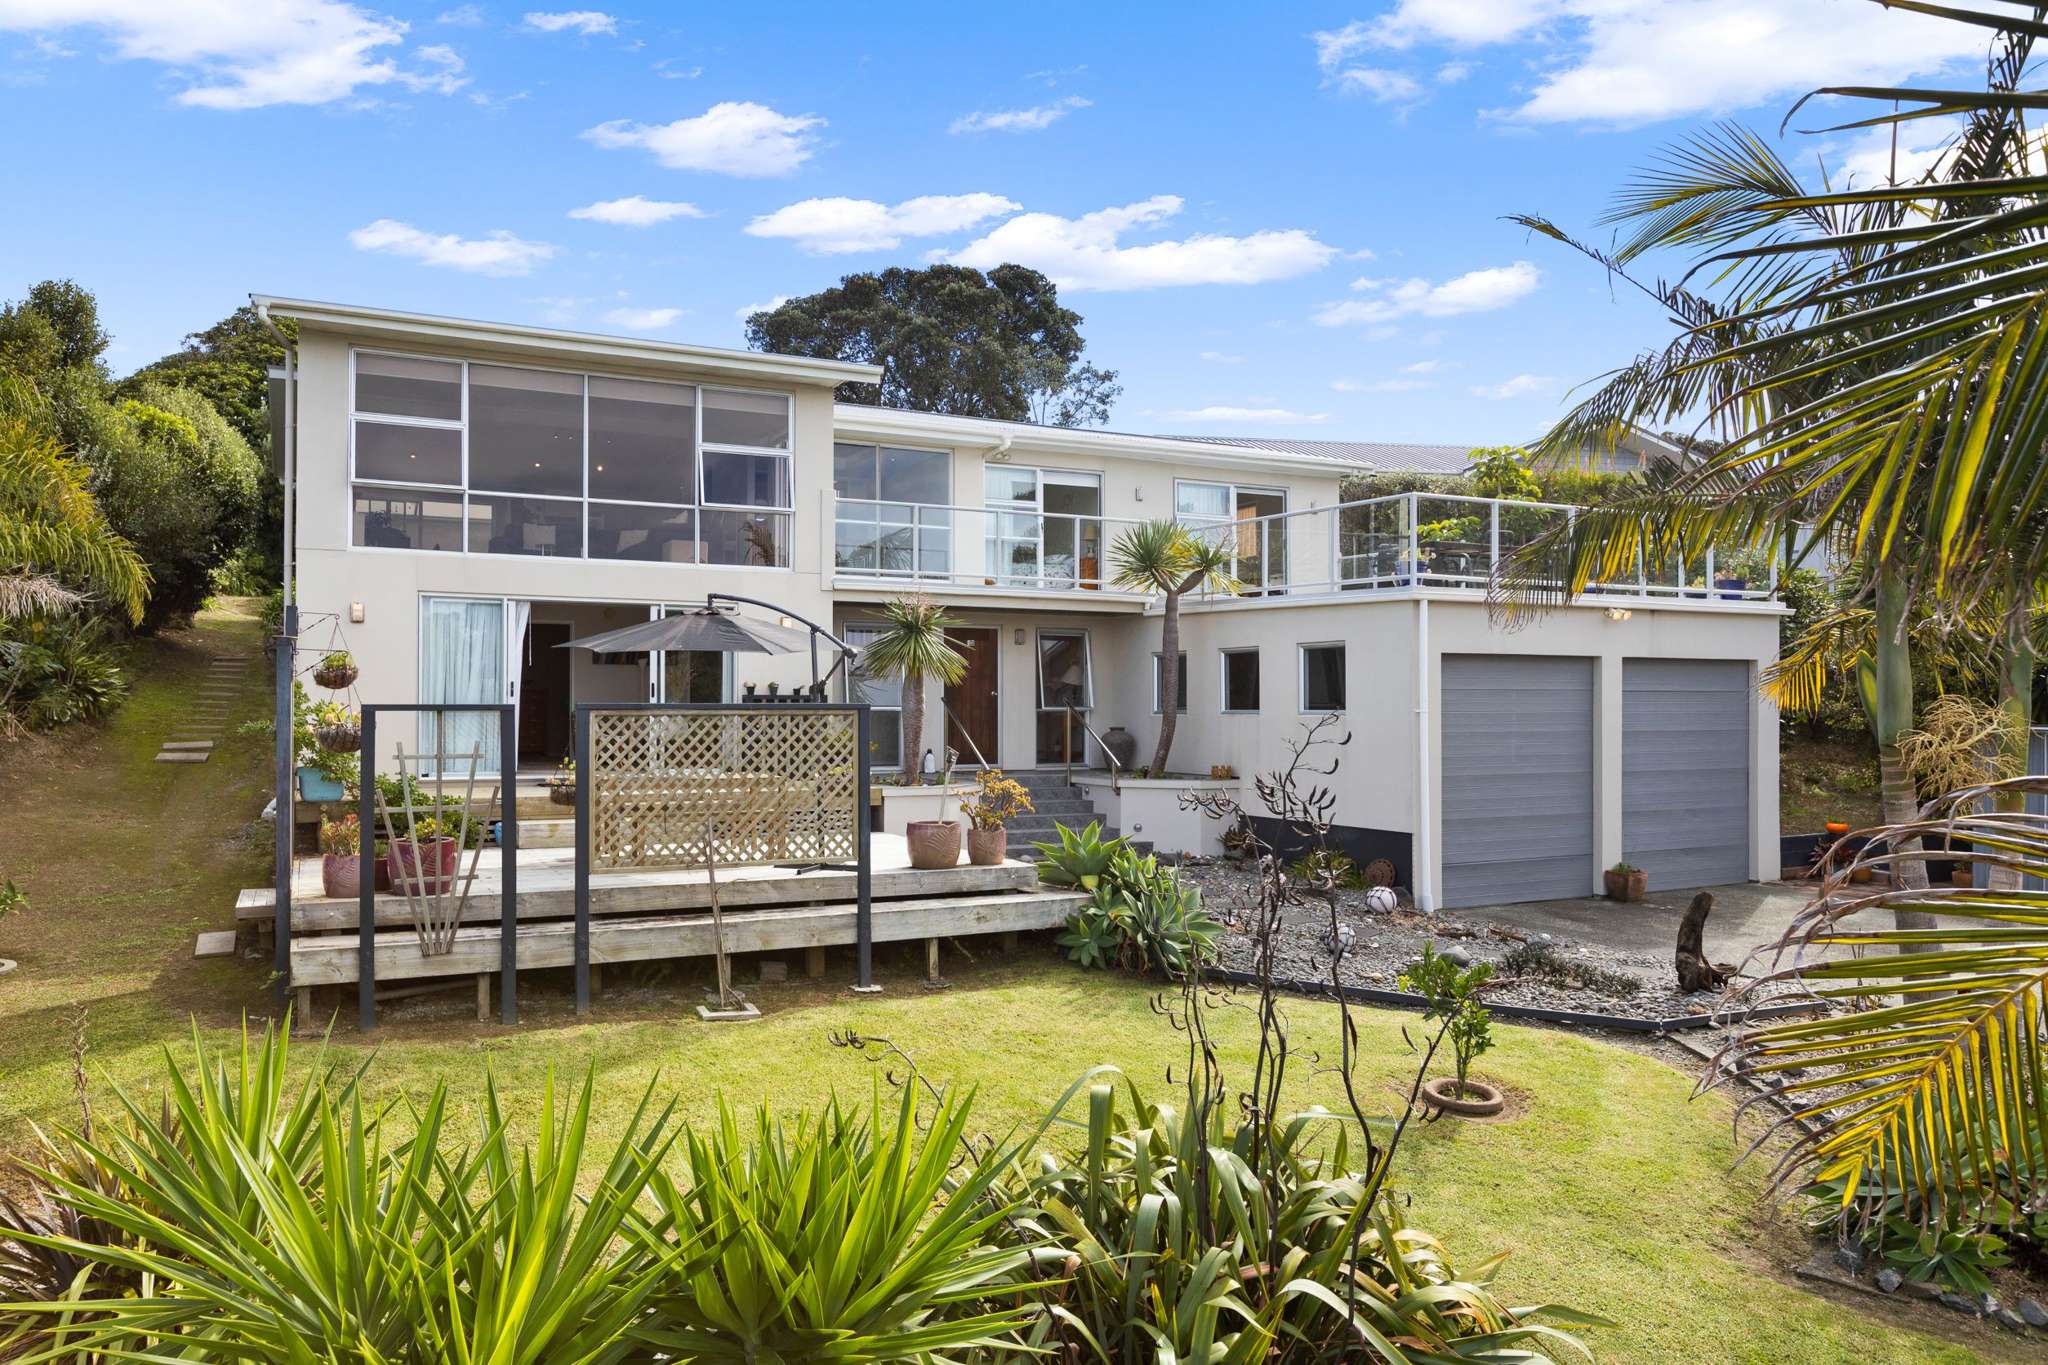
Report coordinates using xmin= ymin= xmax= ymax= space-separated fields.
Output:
xmin=297 ymin=766 xmax=345 ymax=802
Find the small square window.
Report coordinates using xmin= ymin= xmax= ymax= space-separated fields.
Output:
xmin=1300 ymin=644 xmax=1345 ymax=712
xmin=1222 ymin=649 xmax=1260 ymax=713
xmin=1152 ymin=652 xmax=1188 ymax=713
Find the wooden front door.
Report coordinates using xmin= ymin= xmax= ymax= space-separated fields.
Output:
xmin=943 ymin=628 xmax=999 ymax=767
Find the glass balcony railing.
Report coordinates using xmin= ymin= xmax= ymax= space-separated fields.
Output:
xmin=826 ymin=493 xmax=1777 ymax=604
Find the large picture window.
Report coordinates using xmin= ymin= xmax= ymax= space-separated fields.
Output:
xmin=348 ymin=350 xmax=791 ymax=567
xmin=834 ymin=443 xmax=952 ymax=577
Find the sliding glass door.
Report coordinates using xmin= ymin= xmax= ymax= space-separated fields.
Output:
xmin=987 ymin=467 xmax=1102 ymax=588
xmin=1175 ymin=480 xmax=1286 ymax=593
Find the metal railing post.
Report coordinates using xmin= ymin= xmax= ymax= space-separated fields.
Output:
xmin=273 ymin=604 xmax=296 ymax=1019
xmin=357 ymin=708 xmax=377 ymax=1032
xmin=1489 ymin=501 xmax=1501 ymax=576
xmin=855 ymin=704 xmax=874 ymax=990
xmin=573 ymin=704 xmax=591 ymax=1014
xmin=1406 ymin=493 xmax=1419 ymax=585
xmin=498 ymin=703 xmax=518 ymax=1024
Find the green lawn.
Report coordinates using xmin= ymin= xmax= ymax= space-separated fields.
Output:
xmin=0 ymin=603 xmax=2020 ymax=1364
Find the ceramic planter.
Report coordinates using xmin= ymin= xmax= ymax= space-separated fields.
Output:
xmin=905 ymin=820 xmax=961 ymax=870
xmin=387 ymin=836 xmax=459 ymax=896
xmin=297 ymin=766 xmax=345 ymax=802
xmin=321 ymin=853 xmax=364 ymax=899
xmin=966 ymin=826 xmax=1008 ymax=866
xmin=1603 ymin=866 xmax=1648 ymax=902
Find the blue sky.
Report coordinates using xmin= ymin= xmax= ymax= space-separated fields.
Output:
xmin=0 ymin=1 xmax=1991 ymax=444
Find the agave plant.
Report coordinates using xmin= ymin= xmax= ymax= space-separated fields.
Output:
xmin=1002 ymin=1078 xmax=1598 ymax=1363
xmin=632 ymin=1082 xmax=1039 ymax=1362
xmin=1716 ymin=776 xmax=2048 ymax=1226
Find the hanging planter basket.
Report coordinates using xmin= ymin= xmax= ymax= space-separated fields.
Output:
xmin=313 ymin=663 xmax=358 ymax=690
xmin=315 ymin=722 xmax=362 ymax=755
xmin=547 ymin=782 xmax=576 ymax=808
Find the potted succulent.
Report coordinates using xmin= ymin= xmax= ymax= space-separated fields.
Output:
xmin=1208 ymin=763 xmax=1237 ymax=781
xmin=960 ymin=769 xmax=1033 ymax=866
xmin=1604 ymin=860 xmax=1648 ymax=902
xmin=312 ymin=650 xmax=358 ymax=690
xmin=1401 ymin=944 xmax=1503 ymax=1118
xmin=386 ymin=815 xmax=463 ymax=896
xmin=319 ymin=814 xmax=364 ymax=899
xmin=545 ymin=755 xmax=576 ymax=807
xmin=310 ymin=699 xmax=361 ymax=755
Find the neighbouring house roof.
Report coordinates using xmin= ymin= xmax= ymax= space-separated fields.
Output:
xmin=1156 ymin=428 xmax=1690 ymax=475
xmin=252 ymin=296 xmax=885 ymax=389
xmin=832 ymin=404 xmax=1358 ymax=477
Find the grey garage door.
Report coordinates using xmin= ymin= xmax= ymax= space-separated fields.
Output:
xmin=1441 ymin=655 xmax=1595 ymax=907
xmin=1623 ymin=659 xmax=1751 ymax=891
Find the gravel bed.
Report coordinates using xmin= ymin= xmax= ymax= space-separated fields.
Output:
xmin=1179 ymin=861 xmax=1813 ymax=1025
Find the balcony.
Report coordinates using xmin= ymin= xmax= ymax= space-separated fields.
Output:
xmin=827 ymin=493 xmax=1778 ymax=608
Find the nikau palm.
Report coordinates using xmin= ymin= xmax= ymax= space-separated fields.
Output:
xmin=1111 ymin=519 xmax=1238 ymax=776
xmin=857 ymin=594 xmax=966 ymax=781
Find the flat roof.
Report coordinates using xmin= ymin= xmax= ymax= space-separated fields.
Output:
xmin=251 ymin=295 xmax=884 ymax=389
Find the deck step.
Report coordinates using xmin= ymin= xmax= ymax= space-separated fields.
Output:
xmin=288 ymin=888 xmax=1086 ymax=987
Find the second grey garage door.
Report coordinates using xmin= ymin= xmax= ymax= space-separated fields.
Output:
xmin=1623 ymin=659 xmax=1751 ymax=891
xmin=1441 ymin=655 xmax=1595 ymax=907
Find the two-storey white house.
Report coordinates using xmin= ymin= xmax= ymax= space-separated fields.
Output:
xmin=264 ymin=296 xmax=1782 ymax=912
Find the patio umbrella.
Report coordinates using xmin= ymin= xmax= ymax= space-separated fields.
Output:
xmin=557 ymin=606 xmax=813 ymax=658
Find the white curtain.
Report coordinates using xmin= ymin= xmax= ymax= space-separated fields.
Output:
xmin=420 ymin=597 xmax=505 ymax=774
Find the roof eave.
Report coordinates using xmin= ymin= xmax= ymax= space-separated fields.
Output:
xmin=830 ymin=404 xmax=1356 ymax=475
xmin=252 ymin=295 xmax=883 ymax=388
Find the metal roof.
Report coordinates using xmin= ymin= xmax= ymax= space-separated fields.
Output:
xmin=1154 ymin=436 xmax=1473 ymax=473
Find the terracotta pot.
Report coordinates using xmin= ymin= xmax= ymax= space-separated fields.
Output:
xmin=905 ymin=820 xmax=961 ymax=870
xmin=386 ymin=836 xmax=459 ymax=895
xmin=967 ymin=826 xmax=1008 ymax=866
xmin=1603 ymin=866 xmax=1648 ymax=902
xmin=321 ymin=853 xmax=364 ymax=899
xmin=1421 ymin=1077 xmax=1505 ymax=1118
xmin=1824 ymin=820 xmax=1850 ymax=836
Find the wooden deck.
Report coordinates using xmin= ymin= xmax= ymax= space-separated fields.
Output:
xmin=236 ymin=834 xmax=1081 ymax=1002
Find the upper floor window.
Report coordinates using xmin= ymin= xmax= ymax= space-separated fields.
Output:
xmin=834 ymin=443 xmax=952 ymax=578
xmin=1175 ymin=479 xmax=1286 ymax=593
xmin=348 ymin=350 xmax=792 ymax=567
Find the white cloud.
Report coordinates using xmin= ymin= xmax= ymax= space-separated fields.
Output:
xmin=747 ymin=193 xmax=1020 ymax=254
xmin=1471 ymin=373 xmax=1557 ymax=400
xmin=946 ymin=195 xmax=1337 ymax=292
xmin=0 ymin=0 xmax=473 ymax=109
xmin=1331 ymin=376 xmax=1428 ymax=393
xmin=653 ymin=57 xmax=700 ymax=80
xmin=348 ymin=219 xmax=557 ymax=276
xmin=1199 ymin=351 xmax=1245 ymax=364
xmin=584 ymin=101 xmax=823 ymax=177
xmin=1436 ymin=60 xmax=1472 ymax=83
xmin=1313 ymin=260 xmax=1539 ymax=325
xmin=604 ymin=305 xmax=683 ymax=329
xmin=1401 ymin=358 xmax=1448 ymax=374
xmin=436 ymin=5 xmax=484 ymax=24
xmin=406 ymin=44 xmax=467 ymax=96
xmin=950 ymin=95 xmax=1091 ymax=134
xmin=736 ymin=295 xmax=789 ymax=321
xmin=1326 ymin=1 xmax=1987 ymax=126
xmin=1157 ymin=406 xmax=1330 ymax=426
xmin=1833 ymin=124 xmax=1956 ymax=188
xmin=523 ymin=10 xmax=616 ymax=36
xmin=568 ymin=194 xmax=706 ymax=226
xmin=1336 ymin=67 xmax=1420 ymax=102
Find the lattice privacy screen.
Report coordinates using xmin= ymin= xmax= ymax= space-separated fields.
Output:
xmin=588 ymin=708 xmax=859 ymax=870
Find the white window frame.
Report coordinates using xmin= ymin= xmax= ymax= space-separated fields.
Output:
xmin=1220 ymin=647 xmax=1261 ymax=714
xmin=1298 ymin=641 xmax=1347 ymax=714
xmin=988 ymin=465 xmax=1104 ymax=587
xmin=1151 ymin=650 xmax=1188 ymax=714
xmin=834 ymin=442 xmax=955 ymax=579
xmin=346 ymin=349 xmax=795 ymax=570
xmin=1034 ymin=627 xmax=1095 ymax=711
xmin=1173 ymin=478 xmax=1287 ymax=586
xmin=844 ymin=620 xmax=905 ymax=770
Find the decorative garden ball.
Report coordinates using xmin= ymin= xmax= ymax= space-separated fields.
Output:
xmin=1364 ymin=886 xmax=1398 ymax=914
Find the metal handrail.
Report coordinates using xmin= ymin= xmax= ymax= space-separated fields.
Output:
xmin=937 ymin=697 xmax=993 ymax=776
xmin=1062 ymin=704 xmax=1123 ymax=795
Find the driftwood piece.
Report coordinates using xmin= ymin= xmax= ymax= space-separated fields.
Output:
xmin=1675 ymin=891 xmax=1734 ymax=993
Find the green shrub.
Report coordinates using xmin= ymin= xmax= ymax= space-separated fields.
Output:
xmin=1400 ymin=945 xmax=1498 ymax=1088
xmin=1000 ymin=1077 xmax=1596 ymax=1361
xmin=1045 ymin=824 xmax=1221 ymax=977
xmin=0 ymin=615 xmax=127 ymax=734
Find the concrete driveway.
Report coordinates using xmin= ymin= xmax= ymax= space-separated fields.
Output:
xmin=1463 ymin=880 xmax=1826 ymax=969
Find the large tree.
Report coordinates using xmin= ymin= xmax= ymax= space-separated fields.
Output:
xmin=746 ymin=264 xmax=1118 ymax=425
